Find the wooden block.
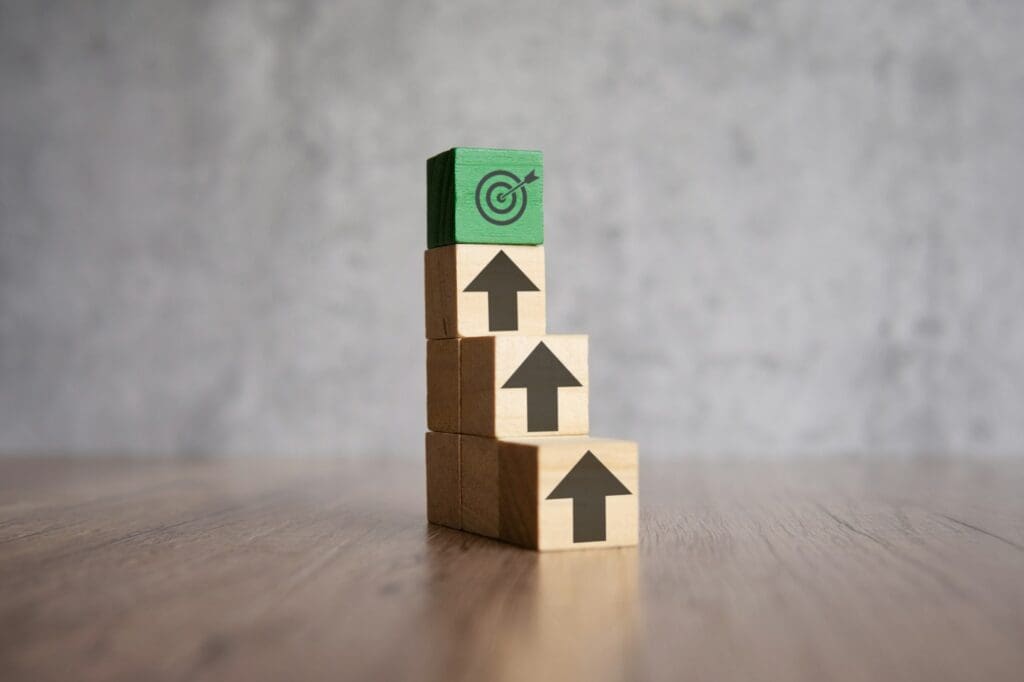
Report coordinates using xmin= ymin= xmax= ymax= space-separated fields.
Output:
xmin=426 ymin=147 xmax=543 ymax=248
xmin=425 ymin=432 xmax=460 ymax=529
xmin=460 ymin=335 xmax=588 ymax=437
xmin=460 ymin=436 xmax=638 ymax=551
xmin=426 ymin=339 xmax=459 ymax=433
xmin=502 ymin=437 xmax=638 ymax=550
xmin=424 ymin=245 xmax=546 ymax=339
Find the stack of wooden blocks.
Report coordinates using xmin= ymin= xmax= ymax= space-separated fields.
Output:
xmin=424 ymin=147 xmax=639 ymax=551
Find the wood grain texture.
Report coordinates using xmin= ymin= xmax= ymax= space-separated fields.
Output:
xmin=456 ymin=435 xmax=638 ymax=550
xmin=460 ymin=335 xmax=588 ymax=437
xmin=460 ymin=436 xmax=500 ymax=538
xmin=501 ymin=437 xmax=638 ymax=551
xmin=424 ymin=245 xmax=546 ymax=339
xmin=426 ymin=339 xmax=460 ymax=433
xmin=1 ymin=457 xmax=1023 ymax=682
xmin=423 ymin=246 xmax=458 ymax=339
xmin=424 ymin=432 xmax=460 ymax=529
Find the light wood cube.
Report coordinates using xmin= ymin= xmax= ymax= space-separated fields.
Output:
xmin=424 ymin=245 xmax=546 ymax=339
xmin=425 ymin=432 xmax=460 ymax=529
xmin=460 ymin=335 xmax=588 ymax=437
xmin=461 ymin=436 xmax=638 ymax=551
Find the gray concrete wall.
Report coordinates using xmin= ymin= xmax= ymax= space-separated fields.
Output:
xmin=2 ymin=1 xmax=1022 ymax=458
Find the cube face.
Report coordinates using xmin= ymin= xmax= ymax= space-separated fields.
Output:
xmin=458 ymin=436 xmax=638 ymax=551
xmin=427 ymin=148 xmax=544 ymax=248
xmin=425 ymin=432 xmax=461 ymax=529
xmin=425 ymin=245 xmax=546 ymax=339
xmin=460 ymin=335 xmax=588 ymax=438
xmin=526 ymin=438 xmax=638 ymax=551
xmin=426 ymin=340 xmax=460 ymax=433
xmin=460 ymin=436 xmax=500 ymax=538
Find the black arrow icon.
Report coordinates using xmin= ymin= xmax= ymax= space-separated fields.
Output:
xmin=501 ymin=341 xmax=581 ymax=431
xmin=496 ymin=169 xmax=539 ymax=202
xmin=463 ymin=251 xmax=540 ymax=332
xmin=547 ymin=451 xmax=632 ymax=543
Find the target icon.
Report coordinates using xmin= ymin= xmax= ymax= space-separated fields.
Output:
xmin=474 ymin=169 xmax=539 ymax=226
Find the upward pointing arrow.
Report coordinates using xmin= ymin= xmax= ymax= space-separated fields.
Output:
xmin=501 ymin=342 xmax=581 ymax=432
xmin=547 ymin=451 xmax=632 ymax=543
xmin=463 ymin=251 xmax=539 ymax=331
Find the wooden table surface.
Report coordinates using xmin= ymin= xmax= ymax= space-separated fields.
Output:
xmin=1 ymin=457 xmax=1022 ymax=682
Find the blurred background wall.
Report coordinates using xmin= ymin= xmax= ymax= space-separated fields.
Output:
xmin=1 ymin=1 xmax=1022 ymax=458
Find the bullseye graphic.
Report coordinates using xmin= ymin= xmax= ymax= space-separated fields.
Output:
xmin=474 ymin=169 xmax=539 ymax=226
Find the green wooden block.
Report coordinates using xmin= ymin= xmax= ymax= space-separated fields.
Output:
xmin=427 ymin=147 xmax=544 ymax=248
